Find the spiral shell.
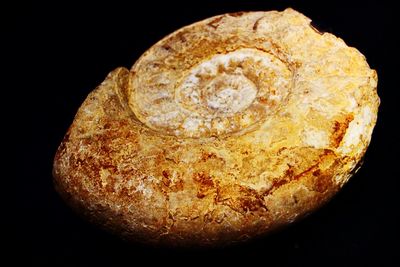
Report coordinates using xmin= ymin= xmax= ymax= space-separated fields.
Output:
xmin=130 ymin=46 xmax=292 ymax=137
xmin=54 ymin=9 xmax=379 ymax=246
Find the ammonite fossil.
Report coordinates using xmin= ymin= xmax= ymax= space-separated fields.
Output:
xmin=53 ymin=8 xmax=379 ymax=246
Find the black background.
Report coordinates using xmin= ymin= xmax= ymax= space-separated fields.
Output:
xmin=5 ymin=0 xmax=398 ymax=266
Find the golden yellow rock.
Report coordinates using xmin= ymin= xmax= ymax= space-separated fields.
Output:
xmin=53 ymin=8 xmax=379 ymax=246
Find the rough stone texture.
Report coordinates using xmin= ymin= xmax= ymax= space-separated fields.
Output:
xmin=53 ymin=8 xmax=379 ymax=247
